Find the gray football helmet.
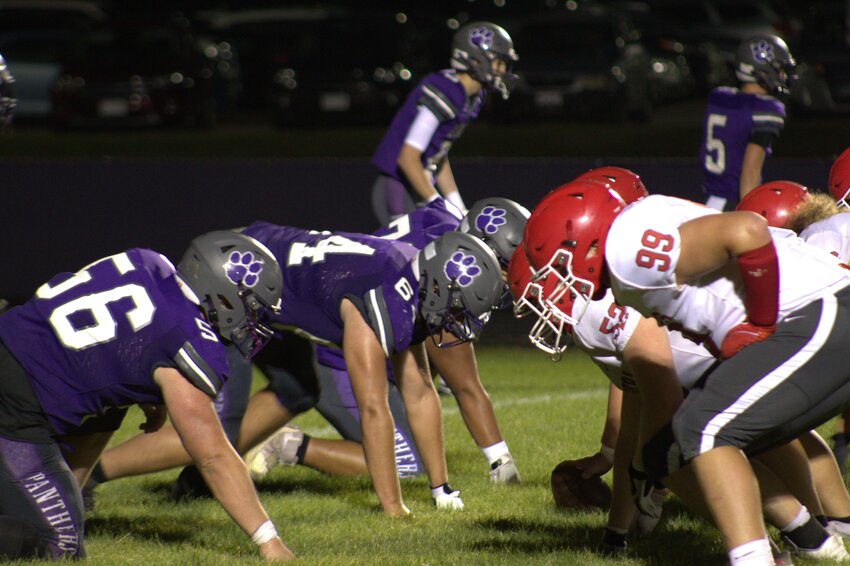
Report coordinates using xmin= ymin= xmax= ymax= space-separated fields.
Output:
xmin=178 ymin=231 xmax=282 ymax=357
xmin=418 ymin=231 xmax=502 ymax=347
xmin=735 ymin=34 xmax=797 ymax=96
xmin=450 ymin=21 xmax=519 ymax=100
xmin=0 ymin=54 xmax=16 ymax=127
xmin=459 ymin=197 xmax=530 ymax=310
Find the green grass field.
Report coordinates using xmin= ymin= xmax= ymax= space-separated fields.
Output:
xmin=13 ymin=345 xmax=839 ymax=565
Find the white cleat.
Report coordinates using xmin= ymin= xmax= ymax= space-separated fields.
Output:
xmin=244 ymin=425 xmax=304 ymax=480
xmin=489 ymin=455 xmax=521 ymax=484
xmin=786 ymin=533 xmax=850 ymax=562
xmin=828 ymin=520 xmax=850 ymax=539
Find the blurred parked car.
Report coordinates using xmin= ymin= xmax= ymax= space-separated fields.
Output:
xmin=199 ymin=7 xmax=426 ymax=127
xmin=509 ymin=2 xmax=656 ymax=122
xmin=51 ymin=13 xmax=224 ymax=129
xmin=0 ymin=0 xmax=105 ymax=121
xmin=642 ymin=0 xmax=801 ymax=85
xmin=790 ymin=1 xmax=850 ymax=114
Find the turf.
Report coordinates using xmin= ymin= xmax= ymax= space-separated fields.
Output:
xmin=12 ymin=344 xmax=839 ymax=565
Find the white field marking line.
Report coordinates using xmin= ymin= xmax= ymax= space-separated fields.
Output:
xmin=302 ymin=388 xmax=607 ymax=437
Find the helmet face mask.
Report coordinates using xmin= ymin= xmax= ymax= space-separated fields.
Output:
xmin=418 ymin=231 xmax=503 ymax=347
xmin=735 ymin=34 xmax=797 ymax=96
xmin=451 ymin=21 xmax=519 ymax=100
xmin=178 ymin=232 xmax=282 ymax=358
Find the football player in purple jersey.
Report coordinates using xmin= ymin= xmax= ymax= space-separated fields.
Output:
xmin=247 ymin=198 xmax=529 ymax=483
xmin=0 ymin=232 xmax=294 ymax=561
xmin=88 ymin=224 xmax=503 ymax=517
xmin=699 ymin=34 xmax=797 ymax=211
xmin=88 ymin=199 xmax=526 ymax=508
xmin=371 ymin=21 xmax=518 ymax=224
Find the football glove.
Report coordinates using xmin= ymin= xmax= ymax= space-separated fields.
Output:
xmin=720 ymin=322 xmax=775 ymax=359
xmin=431 ymin=483 xmax=464 ymax=510
xmin=628 ymin=464 xmax=663 ymax=522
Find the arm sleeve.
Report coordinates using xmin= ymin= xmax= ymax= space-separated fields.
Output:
xmin=344 ymin=288 xmax=396 ymax=358
xmin=404 ymin=106 xmax=440 ymax=152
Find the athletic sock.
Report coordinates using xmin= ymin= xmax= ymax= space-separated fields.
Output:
xmin=482 ymin=441 xmax=509 ymax=465
xmin=295 ymin=433 xmax=311 ymax=465
xmin=88 ymin=461 xmax=107 ymax=485
xmin=728 ymin=538 xmax=773 ymax=565
xmin=781 ymin=509 xmax=829 ymax=550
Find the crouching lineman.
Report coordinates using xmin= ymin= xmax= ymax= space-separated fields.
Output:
xmin=522 ymin=178 xmax=850 ymax=565
xmin=0 ymin=232 xmax=294 ymax=561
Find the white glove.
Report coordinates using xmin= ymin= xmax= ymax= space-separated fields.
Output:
xmin=431 ymin=483 xmax=464 ymax=510
xmin=628 ymin=464 xmax=663 ymax=523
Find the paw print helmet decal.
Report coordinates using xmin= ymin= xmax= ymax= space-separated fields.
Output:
xmin=178 ymin=231 xmax=282 ymax=357
xmin=451 ymin=21 xmax=519 ymax=100
xmin=459 ymin=197 xmax=530 ymax=310
xmin=418 ymin=231 xmax=503 ymax=347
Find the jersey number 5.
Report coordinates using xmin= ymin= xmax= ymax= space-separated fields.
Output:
xmin=635 ymin=229 xmax=674 ymax=272
xmin=704 ymin=113 xmax=727 ymax=175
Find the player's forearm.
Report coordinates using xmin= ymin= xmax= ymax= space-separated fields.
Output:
xmin=198 ymin=450 xmax=278 ymax=538
xmin=398 ymin=150 xmax=438 ymax=201
xmin=360 ymin=407 xmax=405 ymax=513
xmin=403 ymin=387 xmax=449 ymax=486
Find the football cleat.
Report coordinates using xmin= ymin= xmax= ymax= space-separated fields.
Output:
xmin=244 ymin=425 xmax=304 ymax=480
xmin=489 ymin=455 xmax=521 ymax=484
xmin=828 ymin=519 xmax=850 ymax=539
xmin=784 ymin=532 xmax=850 ymax=561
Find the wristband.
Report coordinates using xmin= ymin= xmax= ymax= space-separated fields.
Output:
xmin=737 ymin=241 xmax=779 ymax=327
xmin=430 ymin=483 xmax=454 ymax=498
xmin=600 ymin=444 xmax=615 ymax=465
xmin=250 ymin=520 xmax=278 ymax=546
xmin=425 ymin=192 xmax=441 ymax=203
xmin=445 ymin=191 xmax=467 ymax=213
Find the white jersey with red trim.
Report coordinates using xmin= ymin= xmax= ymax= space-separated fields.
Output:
xmin=799 ymin=212 xmax=850 ymax=263
xmin=573 ymin=288 xmax=716 ymax=392
xmin=605 ymin=195 xmax=850 ymax=354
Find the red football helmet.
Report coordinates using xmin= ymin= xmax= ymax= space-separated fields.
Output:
xmin=736 ymin=180 xmax=808 ymax=228
xmin=829 ymin=147 xmax=850 ymax=209
xmin=524 ymin=181 xmax=625 ymax=312
xmin=574 ymin=166 xmax=648 ymax=205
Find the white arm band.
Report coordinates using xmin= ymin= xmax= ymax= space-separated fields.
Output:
xmin=251 ymin=520 xmax=279 ymax=546
xmin=404 ymin=106 xmax=440 ymax=152
xmin=600 ymin=444 xmax=615 ymax=465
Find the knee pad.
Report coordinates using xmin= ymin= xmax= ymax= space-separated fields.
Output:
xmin=266 ymin=366 xmax=320 ymax=414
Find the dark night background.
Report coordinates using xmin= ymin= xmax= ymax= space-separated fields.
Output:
xmin=1 ymin=0 xmax=849 ymax=304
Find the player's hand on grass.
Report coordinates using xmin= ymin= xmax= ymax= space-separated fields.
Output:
xmin=258 ymin=537 xmax=296 ymax=561
xmin=572 ymin=451 xmax=613 ymax=479
xmin=432 ymin=483 xmax=464 ymax=510
xmin=628 ymin=463 xmax=663 ymax=523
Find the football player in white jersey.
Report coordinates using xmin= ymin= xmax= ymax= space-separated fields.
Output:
xmin=511 ymin=236 xmax=841 ymax=561
xmin=523 ymin=177 xmax=850 ymax=565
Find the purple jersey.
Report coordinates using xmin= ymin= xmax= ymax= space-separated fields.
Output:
xmin=0 ymin=249 xmax=229 ymax=436
xmin=315 ymin=199 xmax=461 ymax=370
xmin=242 ymin=223 xmax=425 ymax=358
xmin=372 ymin=69 xmax=485 ymax=182
xmin=699 ymin=86 xmax=786 ymax=200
